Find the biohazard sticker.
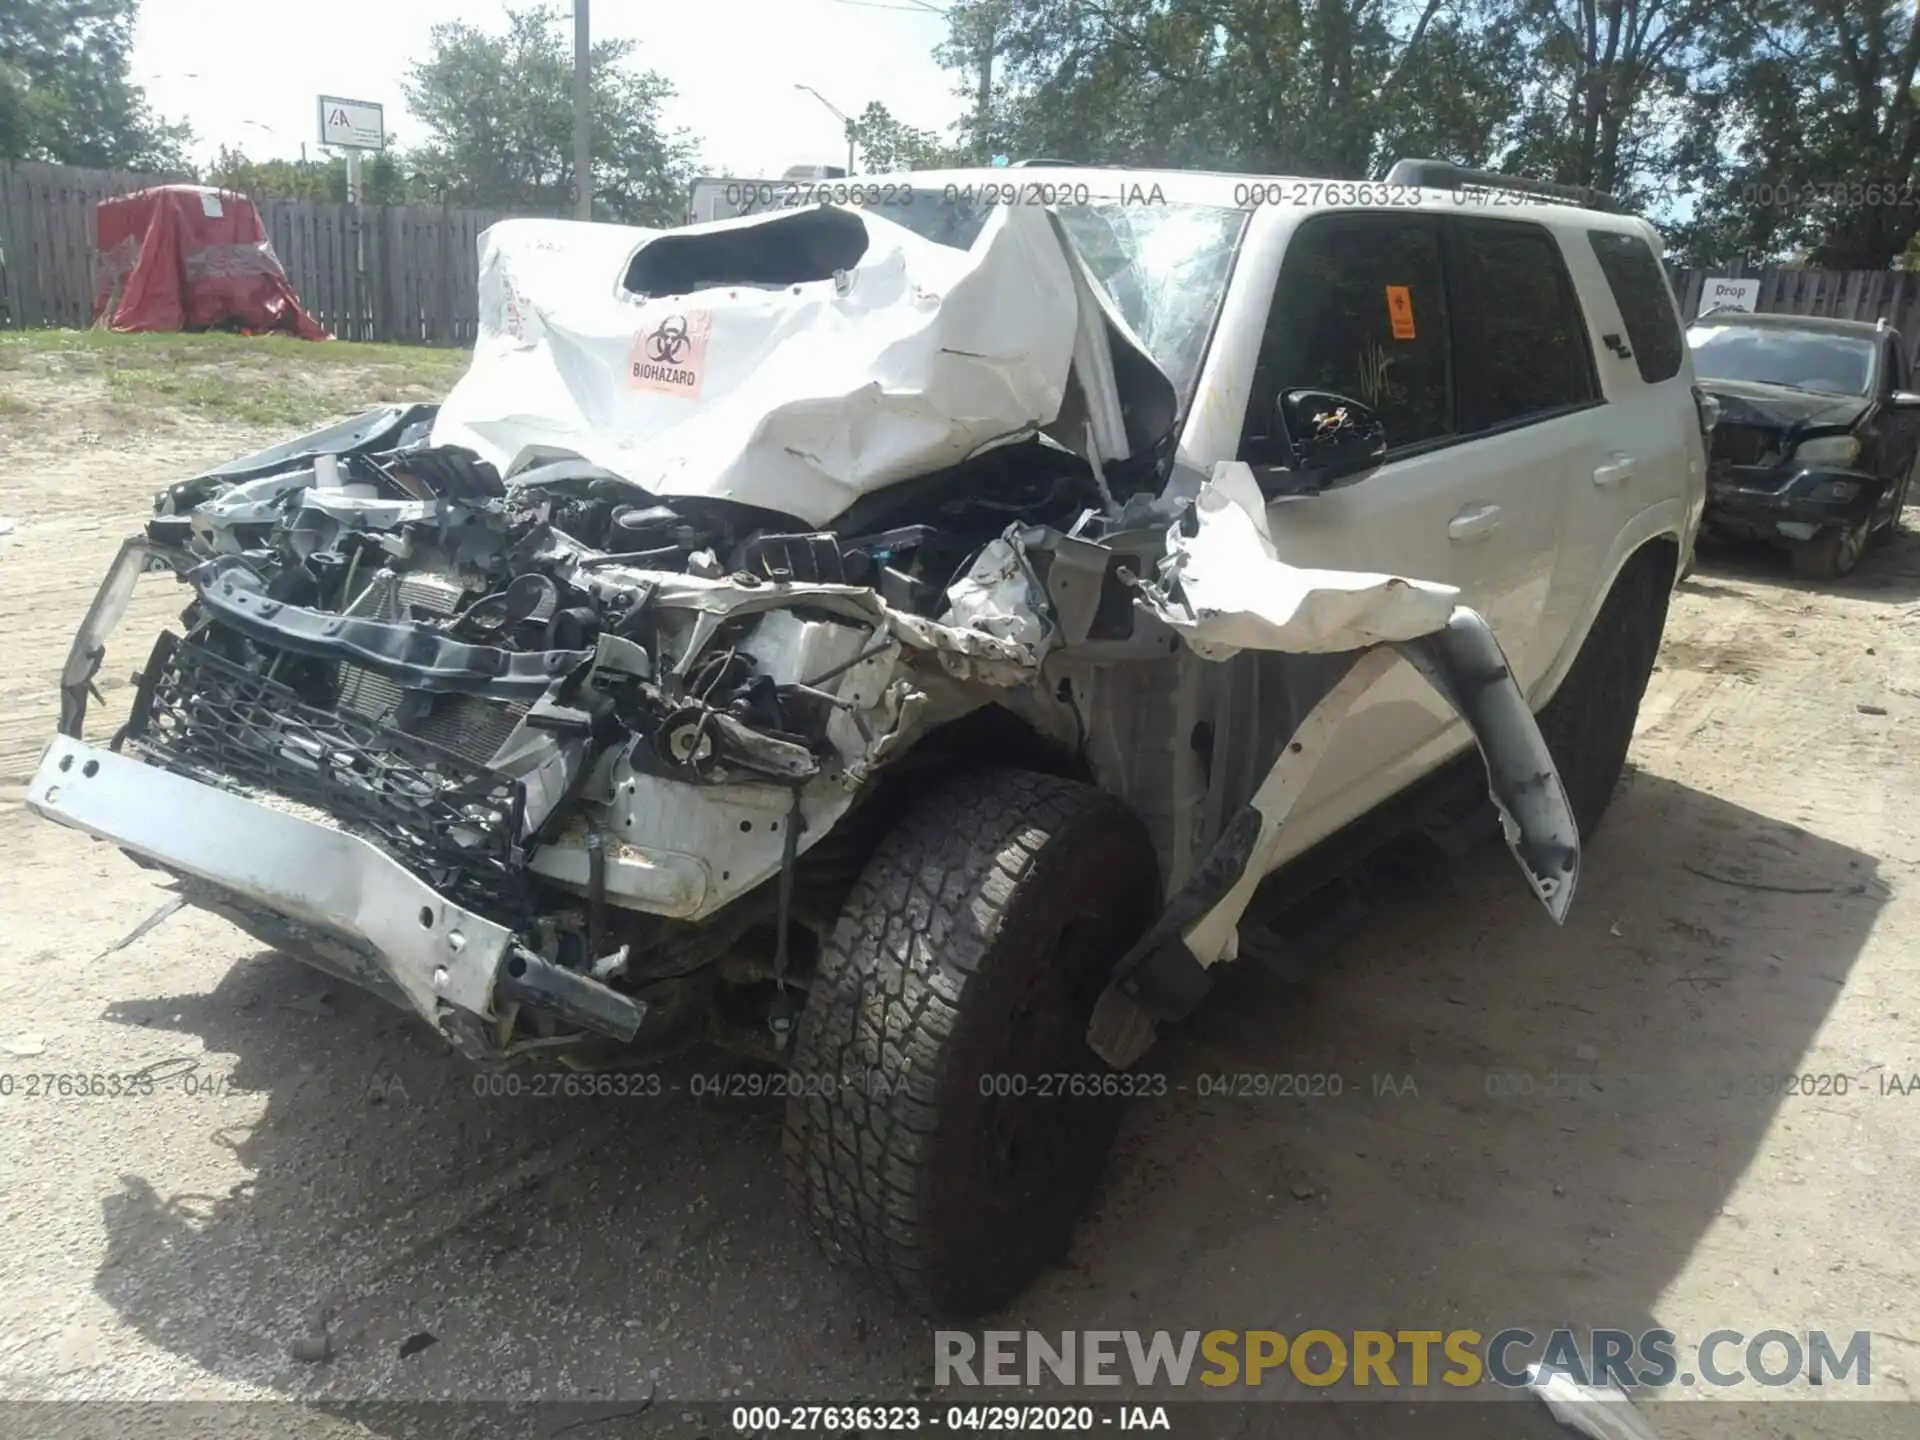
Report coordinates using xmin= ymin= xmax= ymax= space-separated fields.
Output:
xmin=1385 ymin=285 xmax=1416 ymax=340
xmin=630 ymin=309 xmax=711 ymax=396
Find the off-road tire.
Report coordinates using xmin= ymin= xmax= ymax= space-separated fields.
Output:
xmin=1536 ymin=549 xmax=1671 ymax=840
xmin=1792 ymin=518 xmax=1869 ymax=580
xmin=783 ymin=768 xmax=1159 ymax=1317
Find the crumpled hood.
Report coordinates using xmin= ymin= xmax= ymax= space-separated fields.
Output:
xmin=430 ymin=205 xmax=1179 ymax=528
xmin=1696 ymin=377 xmax=1871 ymax=433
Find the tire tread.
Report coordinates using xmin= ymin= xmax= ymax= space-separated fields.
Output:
xmin=1538 ymin=549 xmax=1670 ymax=838
xmin=783 ymin=768 xmax=1145 ymax=1314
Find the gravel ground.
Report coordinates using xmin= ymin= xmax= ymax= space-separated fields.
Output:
xmin=0 ymin=355 xmax=1916 ymax=1437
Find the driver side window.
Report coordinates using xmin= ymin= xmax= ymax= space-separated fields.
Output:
xmin=1238 ymin=215 xmax=1454 ymax=465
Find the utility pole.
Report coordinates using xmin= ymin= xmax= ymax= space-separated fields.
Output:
xmin=974 ymin=46 xmax=992 ymax=157
xmin=968 ymin=3 xmax=1000 ymax=159
xmin=346 ymin=149 xmax=365 ymax=339
xmin=573 ymin=0 xmax=592 ymax=220
xmin=796 ymin=85 xmax=858 ymax=177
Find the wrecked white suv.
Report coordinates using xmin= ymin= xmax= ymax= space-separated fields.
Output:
xmin=32 ymin=160 xmax=1705 ymax=1316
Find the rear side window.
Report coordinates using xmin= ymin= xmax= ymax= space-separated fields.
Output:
xmin=1242 ymin=215 xmax=1454 ymax=457
xmin=1448 ymin=220 xmax=1597 ymax=431
xmin=1588 ymin=230 xmax=1684 ymax=383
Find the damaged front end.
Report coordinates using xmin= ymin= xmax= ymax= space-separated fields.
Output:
xmin=32 ymin=200 xmax=1579 ymax=1068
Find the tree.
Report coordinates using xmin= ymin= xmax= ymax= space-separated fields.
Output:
xmin=204 ymin=147 xmax=412 ymax=205
xmin=401 ymin=4 xmax=697 ymax=225
xmin=935 ymin=0 xmax=1015 ymax=159
xmin=1499 ymin=0 xmax=1721 ymax=207
xmin=932 ymin=0 xmax=1527 ymax=180
xmin=851 ymin=102 xmax=966 ymax=172
xmin=0 ymin=0 xmax=189 ymax=169
xmin=1675 ymin=0 xmax=1920 ymax=268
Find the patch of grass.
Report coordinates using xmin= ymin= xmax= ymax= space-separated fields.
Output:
xmin=99 ymin=365 xmax=329 ymax=428
xmin=0 ymin=327 xmax=471 ymax=429
xmin=0 ymin=327 xmax=469 ymax=372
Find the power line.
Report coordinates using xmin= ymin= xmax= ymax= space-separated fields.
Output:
xmin=822 ymin=0 xmax=950 ymax=13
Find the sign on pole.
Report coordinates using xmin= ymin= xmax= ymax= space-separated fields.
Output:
xmin=318 ymin=95 xmax=382 ymax=338
xmin=318 ymin=96 xmax=385 ymax=151
xmin=1698 ymin=276 xmax=1760 ymax=316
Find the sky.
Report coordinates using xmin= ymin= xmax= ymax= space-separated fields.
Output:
xmin=129 ymin=0 xmax=970 ymax=179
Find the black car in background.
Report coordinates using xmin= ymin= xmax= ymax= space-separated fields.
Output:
xmin=1687 ymin=311 xmax=1920 ymax=579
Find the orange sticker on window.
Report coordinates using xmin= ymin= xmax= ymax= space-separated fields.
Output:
xmin=1385 ymin=285 xmax=1416 ymax=340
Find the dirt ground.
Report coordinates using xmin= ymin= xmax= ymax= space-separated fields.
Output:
xmin=0 ymin=344 xmax=1916 ymax=1437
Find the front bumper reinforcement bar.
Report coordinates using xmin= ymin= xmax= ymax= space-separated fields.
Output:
xmin=27 ymin=735 xmax=643 ymax=1053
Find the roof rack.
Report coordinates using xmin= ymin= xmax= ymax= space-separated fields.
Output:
xmin=1383 ymin=158 xmax=1625 ymax=213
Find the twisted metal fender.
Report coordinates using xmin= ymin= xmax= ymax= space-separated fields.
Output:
xmin=1395 ymin=609 xmax=1581 ymax=922
xmin=1088 ymin=604 xmax=1580 ymax=1067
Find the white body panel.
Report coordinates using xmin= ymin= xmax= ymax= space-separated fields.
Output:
xmin=1160 ymin=187 xmax=1704 ymax=872
xmin=443 ymin=174 xmax=1704 ymax=880
xmin=431 ymin=205 xmax=1091 ymax=527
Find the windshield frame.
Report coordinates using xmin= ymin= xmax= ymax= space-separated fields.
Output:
xmin=1685 ymin=321 xmax=1880 ymax=398
xmin=1047 ymin=200 xmax=1252 ymax=414
xmin=772 ymin=187 xmax=1252 ymax=417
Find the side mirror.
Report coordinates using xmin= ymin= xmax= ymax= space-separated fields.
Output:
xmin=1272 ymin=389 xmax=1388 ymax=489
xmin=1892 ymin=390 xmax=1920 ymax=410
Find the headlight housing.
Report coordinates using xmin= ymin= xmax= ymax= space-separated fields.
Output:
xmin=1794 ymin=435 xmax=1861 ymax=467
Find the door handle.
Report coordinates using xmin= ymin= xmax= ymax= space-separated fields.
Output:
xmin=1593 ymin=454 xmax=1636 ymax=487
xmin=1447 ymin=503 xmax=1503 ymax=542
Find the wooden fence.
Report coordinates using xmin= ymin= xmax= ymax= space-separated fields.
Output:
xmin=0 ymin=160 xmax=519 ymax=344
xmin=0 ymin=161 xmax=172 ymax=330
xmin=261 ymin=201 xmax=513 ymax=345
xmin=1669 ymin=267 xmax=1920 ymax=362
xmin=8 ymin=163 xmax=1920 ymax=356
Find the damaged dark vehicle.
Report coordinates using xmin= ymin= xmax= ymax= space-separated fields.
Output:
xmin=1689 ymin=310 xmax=1920 ymax=579
xmin=34 ymin=186 xmax=1599 ymax=1316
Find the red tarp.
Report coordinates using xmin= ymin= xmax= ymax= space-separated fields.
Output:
xmin=93 ymin=185 xmax=329 ymax=339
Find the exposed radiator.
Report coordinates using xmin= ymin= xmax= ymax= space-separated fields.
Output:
xmin=323 ymin=570 xmax=530 ymax=764
xmin=411 ymin=694 xmax=528 ymax=768
xmin=337 ymin=570 xmax=467 ymax=726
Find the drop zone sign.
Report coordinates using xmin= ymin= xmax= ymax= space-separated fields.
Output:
xmin=318 ymin=96 xmax=385 ymax=151
xmin=1699 ymin=276 xmax=1760 ymax=315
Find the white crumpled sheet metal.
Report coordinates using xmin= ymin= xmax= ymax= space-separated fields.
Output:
xmin=431 ymin=205 xmax=1080 ymax=528
xmin=941 ymin=534 xmax=1052 ymax=661
xmin=1525 ymin=1365 xmax=1660 ymax=1440
xmin=1138 ymin=463 xmax=1461 ymax=657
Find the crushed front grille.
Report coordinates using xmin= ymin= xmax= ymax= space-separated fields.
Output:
xmin=124 ymin=632 xmax=527 ymax=919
